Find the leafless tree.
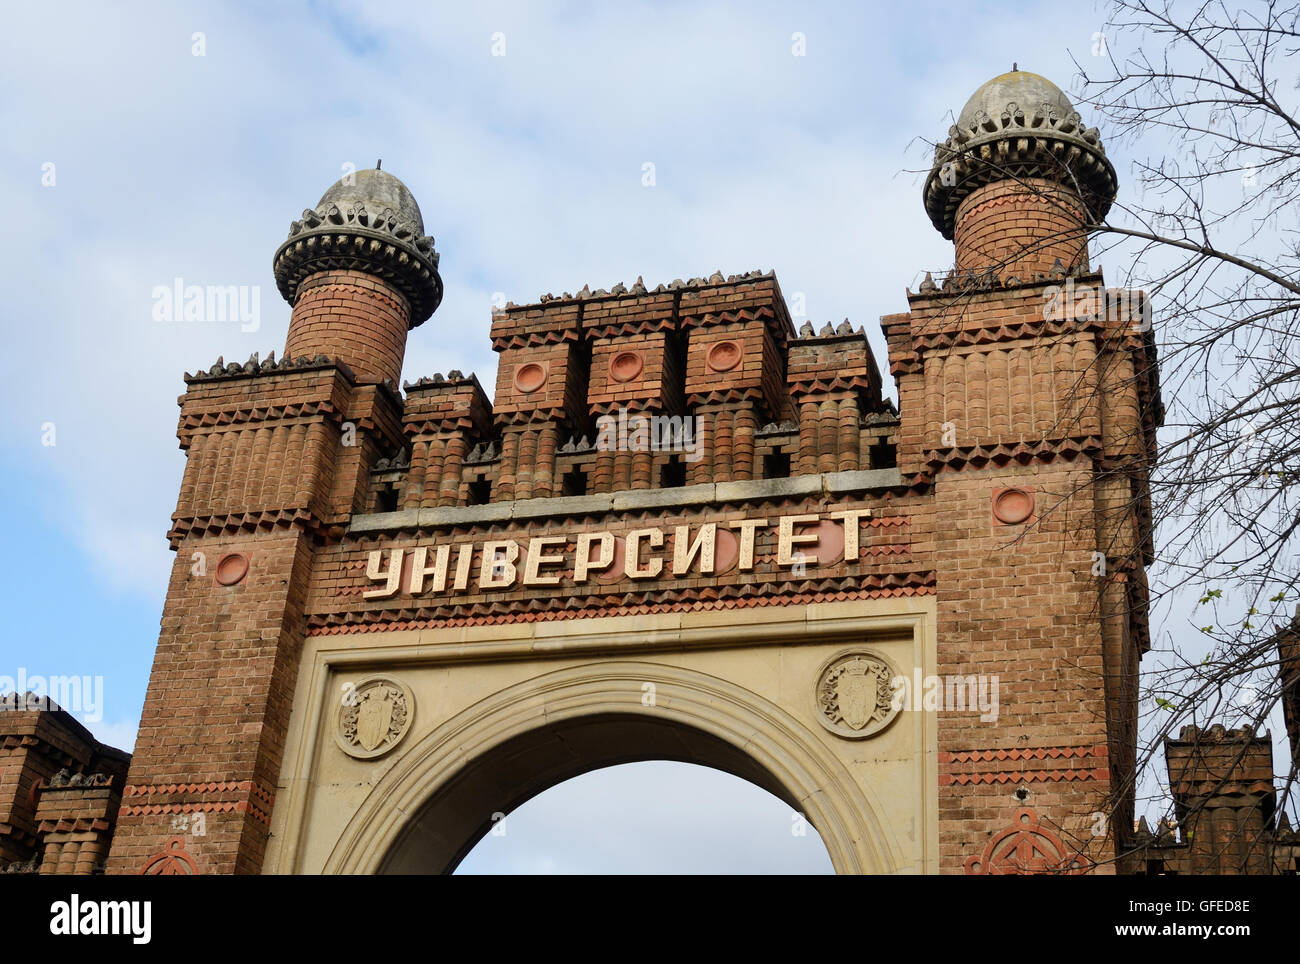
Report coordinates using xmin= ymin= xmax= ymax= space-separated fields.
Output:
xmin=1071 ymin=0 xmax=1299 ymax=868
xmin=910 ymin=0 xmax=1299 ymax=871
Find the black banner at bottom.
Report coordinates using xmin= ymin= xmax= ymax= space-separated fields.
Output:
xmin=0 ymin=872 xmax=1287 ymax=949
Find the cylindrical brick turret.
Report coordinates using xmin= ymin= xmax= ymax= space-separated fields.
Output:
xmin=954 ymin=177 xmax=1089 ymax=278
xmin=273 ymin=167 xmax=443 ymax=385
xmin=285 ymin=270 xmax=411 ymax=385
xmin=923 ymin=70 xmax=1117 ymax=280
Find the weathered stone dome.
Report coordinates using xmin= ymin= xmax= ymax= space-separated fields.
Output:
xmin=956 ymin=70 xmax=1075 ymax=131
xmin=273 ymin=168 xmax=443 ymax=326
xmin=317 ymin=168 xmax=427 ymax=236
xmin=923 ymin=68 xmax=1117 ymax=239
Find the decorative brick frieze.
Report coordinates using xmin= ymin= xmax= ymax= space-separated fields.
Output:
xmin=939 ymin=744 xmax=1110 ymax=785
xmin=121 ymin=780 xmax=274 ymax=827
xmin=308 ymin=577 xmax=937 ymax=635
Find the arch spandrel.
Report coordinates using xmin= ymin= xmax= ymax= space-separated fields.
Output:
xmin=324 ymin=661 xmax=903 ymax=875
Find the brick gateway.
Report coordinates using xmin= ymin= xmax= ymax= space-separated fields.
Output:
xmin=6 ymin=70 xmax=1296 ymax=875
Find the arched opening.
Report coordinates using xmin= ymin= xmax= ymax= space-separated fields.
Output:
xmin=325 ymin=661 xmax=896 ymax=874
xmin=381 ymin=715 xmax=829 ymax=874
xmin=454 ymin=760 xmax=836 ymax=874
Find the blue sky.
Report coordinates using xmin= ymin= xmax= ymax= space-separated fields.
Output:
xmin=1 ymin=0 xmax=1289 ymax=872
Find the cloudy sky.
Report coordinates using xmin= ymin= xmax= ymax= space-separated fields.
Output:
xmin=1 ymin=1 xmax=1289 ymax=873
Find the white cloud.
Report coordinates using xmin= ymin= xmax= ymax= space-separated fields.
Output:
xmin=89 ymin=718 xmax=139 ymax=754
xmin=456 ymin=761 xmax=834 ymax=874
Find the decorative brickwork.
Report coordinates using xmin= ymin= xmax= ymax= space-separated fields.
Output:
xmin=954 ymin=178 xmax=1089 ymax=279
xmin=3 ymin=75 xmax=1274 ymax=876
xmin=285 ymin=271 xmax=411 ymax=386
xmin=964 ymin=808 xmax=1095 ymax=875
xmin=0 ymin=704 xmax=129 ymax=871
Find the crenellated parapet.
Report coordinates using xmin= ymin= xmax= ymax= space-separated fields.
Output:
xmin=170 ymin=350 xmax=408 ymax=543
xmin=489 ymin=299 xmax=587 ymax=500
xmin=0 ymin=701 xmax=129 ymax=871
xmin=399 ymin=371 xmax=494 ymax=509
xmin=464 ymin=269 xmax=883 ymax=499
xmin=1124 ymin=725 xmax=1292 ymax=874
xmin=34 ymin=770 xmax=123 ymax=876
xmin=788 ymin=321 xmax=889 ymax=476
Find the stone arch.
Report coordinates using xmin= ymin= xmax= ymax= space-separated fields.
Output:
xmin=325 ymin=660 xmax=900 ymax=874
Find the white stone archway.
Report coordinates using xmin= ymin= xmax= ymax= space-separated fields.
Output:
xmin=325 ymin=660 xmax=901 ymax=874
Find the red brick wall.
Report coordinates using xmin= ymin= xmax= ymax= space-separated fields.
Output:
xmin=931 ymin=463 xmax=1114 ymax=873
xmin=107 ymin=531 xmax=312 ymax=875
xmin=955 ymin=178 xmax=1088 ymax=279
xmin=285 ymin=270 xmax=410 ymax=385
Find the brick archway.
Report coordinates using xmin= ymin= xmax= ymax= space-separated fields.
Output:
xmin=323 ymin=661 xmax=898 ymax=874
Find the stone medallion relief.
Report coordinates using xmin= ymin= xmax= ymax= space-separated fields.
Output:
xmin=336 ymin=676 xmax=414 ymax=760
xmin=815 ymin=650 xmax=902 ymax=739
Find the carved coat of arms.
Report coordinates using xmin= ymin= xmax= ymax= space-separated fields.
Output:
xmin=356 ymin=687 xmax=396 ymax=751
xmin=815 ymin=651 xmax=901 ymax=739
xmin=337 ymin=677 xmax=414 ymax=760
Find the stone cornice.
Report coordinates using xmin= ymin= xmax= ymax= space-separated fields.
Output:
xmin=274 ymin=201 xmax=443 ymax=325
xmin=346 ymin=467 xmax=904 ymax=535
xmin=924 ymin=100 xmax=1116 ymax=238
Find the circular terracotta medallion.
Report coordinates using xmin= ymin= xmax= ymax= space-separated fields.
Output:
xmin=609 ymin=351 xmax=644 ymax=383
xmin=992 ymin=488 xmax=1034 ymax=525
xmin=705 ymin=340 xmax=742 ymax=372
xmin=514 ymin=362 xmax=547 ymax=393
xmin=215 ymin=553 xmax=250 ymax=586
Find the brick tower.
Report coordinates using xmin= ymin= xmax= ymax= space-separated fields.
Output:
xmin=106 ymin=169 xmax=442 ymax=874
xmin=74 ymin=73 xmax=1184 ymax=878
xmin=891 ymin=69 xmax=1161 ymax=872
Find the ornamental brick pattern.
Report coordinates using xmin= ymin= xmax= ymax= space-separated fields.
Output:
xmin=285 ymin=270 xmax=411 ymax=386
xmin=954 ymin=178 xmax=1089 ymax=279
xmin=7 ymin=74 xmax=1294 ymax=877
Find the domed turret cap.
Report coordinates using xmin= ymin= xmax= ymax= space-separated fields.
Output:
xmin=923 ymin=69 xmax=1118 ymax=239
xmin=273 ymin=168 xmax=443 ymax=325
